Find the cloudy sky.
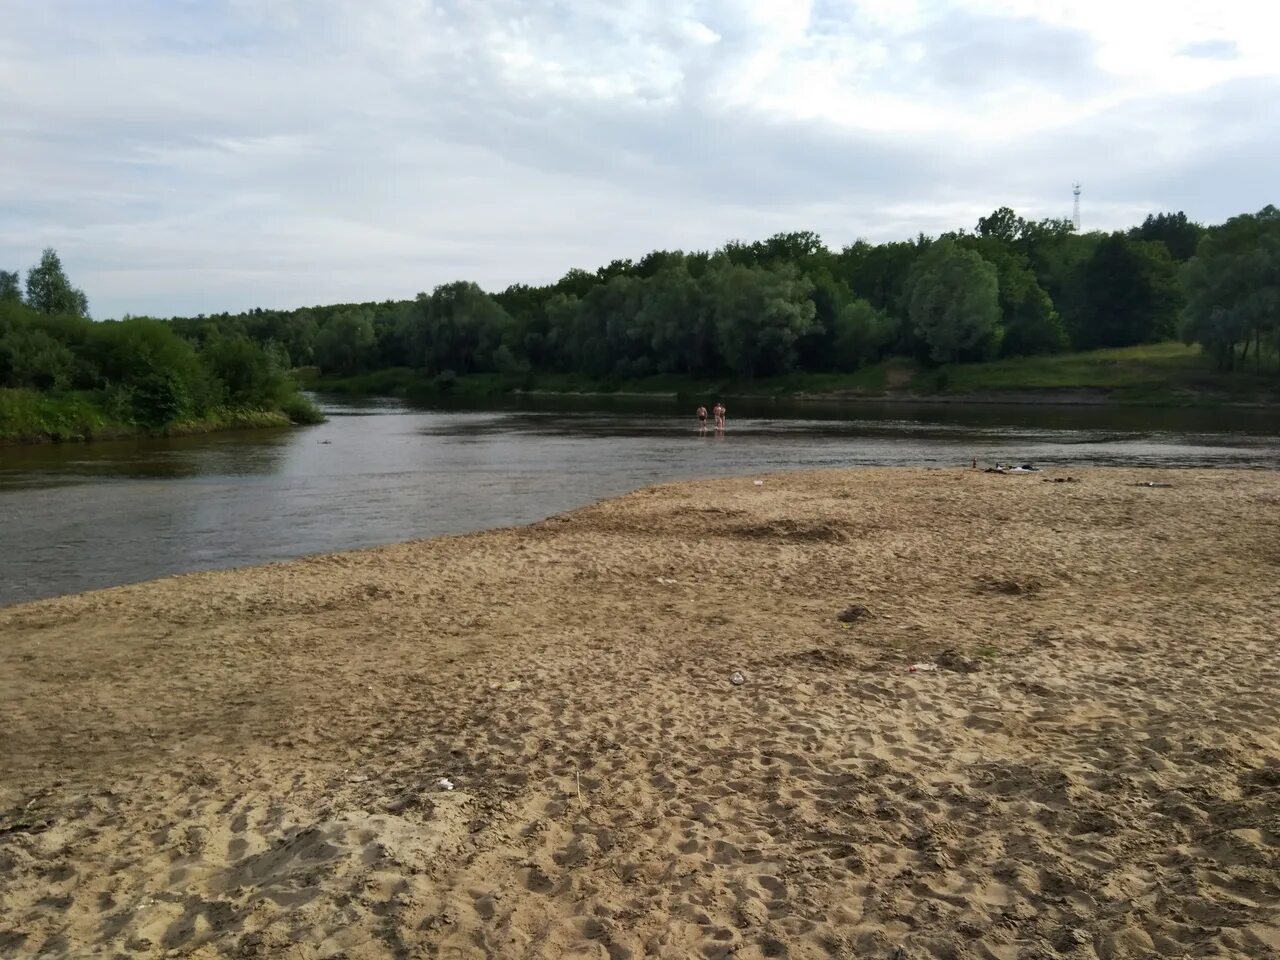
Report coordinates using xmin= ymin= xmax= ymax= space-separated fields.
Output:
xmin=2 ymin=1 xmax=1277 ymax=318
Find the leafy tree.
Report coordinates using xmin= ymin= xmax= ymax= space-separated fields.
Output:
xmin=83 ymin=317 xmax=214 ymax=423
xmin=1073 ymin=234 xmax=1182 ymax=349
xmin=1129 ymin=212 xmax=1206 ymax=262
xmin=976 ymin=207 xmax=1026 ymax=243
xmin=406 ymin=282 xmax=515 ymax=374
xmin=997 ymin=262 xmax=1067 ymax=357
xmin=635 ymin=264 xmax=714 ymax=375
xmin=1181 ymin=206 xmax=1280 ymax=370
xmin=0 ymin=270 xmax=21 ymax=303
xmin=703 ymin=261 xmax=816 ymax=377
xmin=830 ymin=299 xmax=895 ymax=370
xmin=315 ymin=308 xmax=376 ymax=376
xmin=905 ymin=240 xmax=1002 ymax=363
xmin=24 ymin=248 xmax=89 ymax=317
xmin=0 ymin=326 xmax=77 ymax=390
xmin=836 ymin=239 xmax=921 ymax=356
xmin=203 ymin=334 xmax=289 ymax=407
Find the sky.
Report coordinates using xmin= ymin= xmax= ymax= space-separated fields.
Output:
xmin=2 ymin=1 xmax=1277 ymax=319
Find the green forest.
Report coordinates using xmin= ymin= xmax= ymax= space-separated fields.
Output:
xmin=0 ymin=250 xmax=321 ymax=442
xmin=3 ymin=203 xmax=1278 ymax=441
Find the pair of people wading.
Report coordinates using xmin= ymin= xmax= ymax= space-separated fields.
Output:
xmin=697 ymin=402 xmax=726 ymax=432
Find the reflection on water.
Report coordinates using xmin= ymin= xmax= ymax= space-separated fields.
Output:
xmin=2 ymin=394 xmax=1278 ymax=606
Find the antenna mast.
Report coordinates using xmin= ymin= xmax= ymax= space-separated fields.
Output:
xmin=1072 ymin=182 xmax=1082 ymax=231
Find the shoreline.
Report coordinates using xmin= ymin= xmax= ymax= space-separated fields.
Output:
xmin=3 ymin=467 xmax=1278 ymax=958
xmin=322 ymin=381 xmax=1280 ymax=410
xmin=0 ymin=409 xmax=323 ymax=447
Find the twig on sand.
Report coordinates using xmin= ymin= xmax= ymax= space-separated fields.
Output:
xmin=576 ymin=770 xmax=582 ymax=804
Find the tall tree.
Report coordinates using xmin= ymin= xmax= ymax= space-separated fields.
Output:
xmin=315 ymin=308 xmax=376 ymax=376
xmin=999 ymin=263 xmax=1067 ymax=357
xmin=1073 ymin=234 xmax=1182 ymax=349
xmin=1181 ymin=205 xmax=1280 ymax=370
xmin=407 ymin=282 xmax=515 ymax=374
xmin=976 ymin=206 xmax=1026 ymax=243
xmin=0 ymin=270 xmax=21 ymax=303
xmin=829 ymin=298 xmax=895 ymax=370
xmin=704 ymin=261 xmax=816 ymax=377
xmin=905 ymin=240 xmax=1002 ymax=363
xmin=1129 ymin=212 xmax=1206 ymax=262
xmin=24 ymin=248 xmax=89 ymax=317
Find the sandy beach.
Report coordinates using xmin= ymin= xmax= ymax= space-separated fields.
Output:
xmin=2 ymin=467 xmax=1278 ymax=960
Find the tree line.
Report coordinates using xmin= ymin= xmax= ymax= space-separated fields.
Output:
xmin=4 ymin=204 xmax=1278 ymax=414
xmin=155 ymin=205 xmax=1278 ymax=384
xmin=0 ymin=250 xmax=317 ymax=428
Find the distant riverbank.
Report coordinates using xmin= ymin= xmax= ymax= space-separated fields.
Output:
xmin=304 ymin=342 xmax=1280 ymax=409
xmin=0 ymin=388 xmax=323 ymax=445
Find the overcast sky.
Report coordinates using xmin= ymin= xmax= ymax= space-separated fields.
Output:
xmin=3 ymin=1 xmax=1277 ymax=318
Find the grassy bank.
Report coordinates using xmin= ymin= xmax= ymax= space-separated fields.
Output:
xmin=304 ymin=343 xmax=1280 ymax=407
xmin=0 ymin=388 xmax=324 ymax=444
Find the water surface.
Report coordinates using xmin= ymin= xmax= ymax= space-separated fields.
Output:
xmin=2 ymin=395 xmax=1277 ymax=606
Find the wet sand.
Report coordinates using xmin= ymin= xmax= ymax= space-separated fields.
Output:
xmin=2 ymin=468 xmax=1278 ymax=959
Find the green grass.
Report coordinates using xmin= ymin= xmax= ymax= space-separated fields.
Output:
xmin=922 ymin=342 xmax=1279 ymax=404
xmin=0 ymin=389 xmax=121 ymax=443
xmin=304 ymin=342 xmax=1280 ymax=407
xmin=927 ymin=342 xmax=1202 ymax=391
xmin=0 ymin=388 xmax=325 ymax=445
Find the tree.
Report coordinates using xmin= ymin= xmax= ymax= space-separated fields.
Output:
xmin=829 ymin=299 xmax=894 ymax=370
xmin=976 ymin=207 xmax=1026 ymax=243
xmin=1073 ymin=234 xmax=1182 ymax=349
xmin=84 ymin=317 xmax=214 ymax=424
xmin=24 ymin=248 xmax=89 ymax=317
xmin=1181 ymin=206 xmax=1280 ymax=370
xmin=704 ymin=261 xmax=816 ymax=377
xmin=997 ymin=262 xmax=1068 ymax=357
xmin=904 ymin=240 xmax=1002 ymax=363
xmin=837 ymin=239 xmax=921 ymax=351
xmin=635 ymin=264 xmax=714 ymax=375
xmin=202 ymin=334 xmax=289 ymax=407
xmin=1129 ymin=212 xmax=1205 ymax=262
xmin=407 ymin=282 xmax=515 ymax=374
xmin=956 ymin=226 xmax=1068 ymax=358
xmin=0 ymin=270 xmax=21 ymax=303
xmin=0 ymin=326 xmax=77 ymax=390
xmin=315 ymin=309 xmax=376 ymax=376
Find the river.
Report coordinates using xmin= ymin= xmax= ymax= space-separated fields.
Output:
xmin=2 ymin=395 xmax=1278 ymax=606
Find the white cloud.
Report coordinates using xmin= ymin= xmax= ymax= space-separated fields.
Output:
xmin=1 ymin=0 xmax=1277 ymax=317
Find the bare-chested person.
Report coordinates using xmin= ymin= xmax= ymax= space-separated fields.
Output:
xmin=696 ymin=405 xmax=708 ymax=430
xmin=713 ymin=401 xmax=726 ymax=430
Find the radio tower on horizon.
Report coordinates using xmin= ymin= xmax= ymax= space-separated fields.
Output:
xmin=1072 ymin=182 xmax=1082 ymax=231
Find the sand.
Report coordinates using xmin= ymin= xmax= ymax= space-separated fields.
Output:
xmin=1 ymin=467 xmax=1278 ymax=960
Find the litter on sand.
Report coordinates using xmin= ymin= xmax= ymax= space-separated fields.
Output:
xmin=753 ymin=480 xmax=765 ymax=486
xmin=729 ymin=671 xmax=746 ymax=685
xmin=436 ymin=778 xmax=455 ymax=791
xmin=907 ymin=663 xmax=938 ymax=673
xmin=656 ymin=577 xmax=678 ymax=585
xmin=1136 ymin=481 xmax=1173 ymax=488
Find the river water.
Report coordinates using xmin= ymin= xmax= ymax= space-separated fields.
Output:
xmin=2 ymin=395 xmax=1278 ymax=606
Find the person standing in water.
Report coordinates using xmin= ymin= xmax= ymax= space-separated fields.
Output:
xmin=713 ymin=401 xmax=726 ymax=430
xmin=696 ymin=405 xmax=708 ymax=431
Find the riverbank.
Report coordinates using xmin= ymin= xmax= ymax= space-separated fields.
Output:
xmin=303 ymin=342 xmax=1280 ymax=407
xmin=3 ymin=468 xmax=1278 ymax=959
xmin=0 ymin=388 xmax=324 ymax=444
